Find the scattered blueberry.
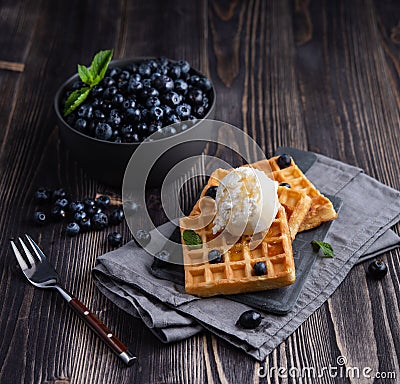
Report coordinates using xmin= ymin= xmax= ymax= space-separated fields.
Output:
xmin=34 ymin=187 xmax=51 ymax=203
xmin=54 ymin=198 xmax=69 ymax=210
xmin=208 ymin=249 xmax=223 ymax=264
xmin=86 ymin=205 xmax=103 ymax=217
xmin=253 ymin=261 xmax=267 ymax=276
xmin=79 ymin=217 xmax=92 ymax=232
xmin=52 ymin=188 xmax=67 ymax=201
xmin=66 ymin=222 xmax=80 ymax=237
xmin=368 ymin=259 xmax=388 ymax=279
xmin=74 ymin=211 xmax=87 ymax=223
xmin=109 ymin=208 xmax=124 ymax=225
xmin=237 ymin=310 xmax=263 ymax=329
xmin=135 ymin=229 xmax=151 ymax=247
xmin=69 ymin=201 xmax=85 ymax=213
xmin=96 ymin=195 xmax=111 ymax=208
xmin=279 ymin=183 xmax=291 ymax=188
xmin=205 ymin=186 xmax=218 ymax=199
xmin=50 ymin=206 xmax=66 ymax=222
xmin=84 ymin=198 xmax=96 ymax=208
xmin=277 ymin=154 xmax=292 ymax=169
xmin=33 ymin=211 xmax=47 ymax=226
xmin=92 ymin=212 xmax=109 ymax=230
xmin=108 ymin=232 xmax=122 ymax=247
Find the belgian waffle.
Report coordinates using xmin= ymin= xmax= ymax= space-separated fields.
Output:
xmin=252 ymin=156 xmax=338 ymax=231
xmin=180 ymin=205 xmax=295 ymax=297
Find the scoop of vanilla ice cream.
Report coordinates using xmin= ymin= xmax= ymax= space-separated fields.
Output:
xmin=212 ymin=167 xmax=279 ymax=236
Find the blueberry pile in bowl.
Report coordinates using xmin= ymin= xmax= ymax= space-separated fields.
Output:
xmin=61 ymin=57 xmax=214 ymax=143
xmin=54 ymin=53 xmax=216 ymax=187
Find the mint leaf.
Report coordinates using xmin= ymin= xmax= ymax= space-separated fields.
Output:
xmin=63 ymin=87 xmax=91 ymax=116
xmin=183 ymin=230 xmax=202 ymax=248
xmin=77 ymin=64 xmax=93 ymax=85
xmin=311 ymin=240 xmax=334 ymax=258
xmin=89 ymin=49 xmax=113 ymax=85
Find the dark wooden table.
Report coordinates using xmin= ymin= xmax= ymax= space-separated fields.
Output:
xmin=1 ymin=1 xmax=399 ymax=383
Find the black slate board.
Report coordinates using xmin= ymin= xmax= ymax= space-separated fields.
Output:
xmin=151 ymin=148 xmax=343 ymax=314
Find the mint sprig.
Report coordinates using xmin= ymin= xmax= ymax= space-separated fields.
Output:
xmin=311 ymin=240 xmax=334 ymax=258
xmin=183 ymin=230 xmax=202 ymax=248
xmin=63 ymin=49 xmax=113 ymax=116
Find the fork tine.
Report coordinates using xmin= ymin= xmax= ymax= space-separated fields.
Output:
xmin=18 ymin=237 xmax=36 ymax=266
xmin=10 ymin=240 xmax=29 ymax=270
xmin=25 ymin=234 xmax=46 ymax=262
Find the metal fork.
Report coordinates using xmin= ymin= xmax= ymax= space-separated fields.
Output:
xmin=10 ymin=235 xmax=136 ymax=366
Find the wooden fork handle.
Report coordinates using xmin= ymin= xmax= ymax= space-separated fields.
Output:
xmin=69 ymin=298 xmax=136 ymax=366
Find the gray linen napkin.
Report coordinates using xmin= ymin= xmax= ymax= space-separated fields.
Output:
xmin=92 ymin=153 xmax=400 ymax=361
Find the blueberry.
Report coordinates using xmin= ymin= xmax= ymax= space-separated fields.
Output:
xmin=165 ymin=114 xmax=180 ymax=125
xmin=94 ymin=109 xmax=106 ymax=121
xmin=145 ymin=96 xmax=161 ymax=108
xmin=91 ymin=85 xmax=104 ymax=97
xmin=55 ymin=198 xmax=69 ymax=209
xmin=237 ymin=310 xmax=263 ymax=329
xmin=189 ymin=74 xmax=201 ymax=86
xmin=205 ymin=186 xmax=218 ymax=199
xmin=153 ymin=75 xmax=174 ymax=92
xmin=135 ymin=229 xmax=151 ymax=247
xmin=34 ymin=187 xmax=51 ymax=203
xmin=112 ymin=93 xmax=124 ymax=106
xmin=96 ymin=195 xmax=111 ymax=208
xmin=368 ymin=259 xmax=388 ymax=279
xmin=176 ymin=103 xmax=191 ymax=119
xmin=138 ymin=63 xmax=151 ymax=77
xmin=33 ymin=211 xmax=47 ymax=226
xmin=174 ymin=79 xmax=188 ymax=93
xmin=142 ymin=78 xmax=152 ymax=88
xmin=113 ymin=136 xmax=122 ymax=143
xmin=208 ymin=249 xmax=223 ymax=264
xmin=126 ymin=108 xmax=141 ymax=122
xmin=109 ymin=208 xmax=124 ymax=225
xmin=158 ymin=56 xmax=169 ymax=67
xmin=95 ymin=122 xmax=112 ymax=141
xmin=163 ymin=91 xmax=181 ymax=107
xmin=277 ymin=154 xmax=292 ymax=169
xmin=102 ymin=76 xmax=116 ymax=87
xmin=122 ymin=99 xmax=136 ymax=109
xmin=168 ymin=64 xmax=181 ymax=79
xmin=179 ymin=60 xmax=190 ymax=74
xmin=74 ymin=118 xmax=87 ymax=132
xmin=108 ymin=67 xmax=121 ymax=78
xmin=86 ymin=205 xmax=102 ymax=217
xmin=140 ymin=87 xmax=159 ymax=99
xmin=187 ymin=88 xmax=203 ymax=105
xmin=193 ymin=105 xmax=207 ymax=118
xmin=52 ymin=188 xmax=67 ymax=201
xmin=279 ymin=183 xmax=291 ymax=188
xmin=84 ymin=198 xmax=96 ymax=208
xmin=119 ymin=70 xmax=131 ymax=81
xmin=66 ymin=222 xmax=80 ymax=237
xmin=128 ymin=78 xmax=143 ymax=93
xmin=198 ymin=77 xmax=212 ymax=92
xmin=122 ymin=133 xmax=140 ymax=143
xmin=103 ymin=86 xmax=118 ymax=101
xmin=121 ymin=124 xmax=134 ymax=136
xmin=161 ymin=126 xmax=177 ymax=137
xmin=108 ymin=232 xmax=123 ymax=247
xmin=253 ymin=261 xmax=267 ymax=276
xmin=77 ymin=104 xmax=93 ymax=119
xmin=69 ymin=201 xmax=85 ymax=213
xmin=92 ymin=212 xmax=109 ymax=230
xmin=74 ymin=211 xmax=87 ymax=223
xmin=150 ymin=106 xmax=164 ymax=120
xmin=50 ymin=205 xmax=66 ymax=221
xmin=65 ymin=113 xmax=76 ymax=126
xmin=79 ymin=217 xmax=91 ymax=232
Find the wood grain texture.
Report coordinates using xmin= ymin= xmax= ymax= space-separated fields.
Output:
xmin=0 ymin=0 xmax=399 ymax=383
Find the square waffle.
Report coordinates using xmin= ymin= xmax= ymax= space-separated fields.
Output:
xmin=252 ymin=156 xmax=338 ymax=231
xmin=180 ymin=205 xmax=295 ymax=297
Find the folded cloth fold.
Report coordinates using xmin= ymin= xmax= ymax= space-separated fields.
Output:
xmin=92 ymin=152 xmax=400 ymax=361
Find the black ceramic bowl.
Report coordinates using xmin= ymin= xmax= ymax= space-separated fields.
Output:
xmin=54 ymin=58 xmax=216 ymax=187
